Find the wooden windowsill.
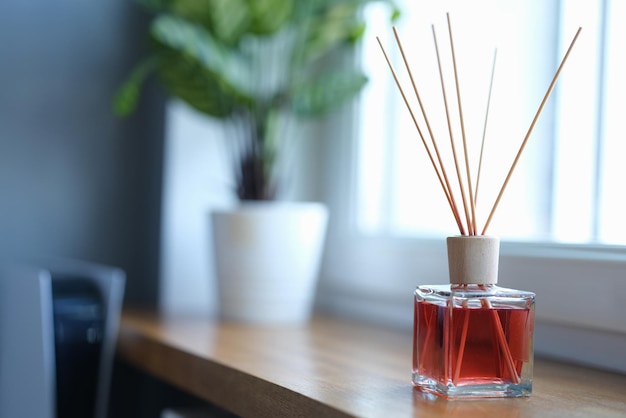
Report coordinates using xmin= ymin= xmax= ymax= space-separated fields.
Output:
xmin=117 ymin=308 xmax=626 ymax=417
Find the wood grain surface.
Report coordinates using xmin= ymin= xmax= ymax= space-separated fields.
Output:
xmin=117 ymin=309 xmax=626 ymax=418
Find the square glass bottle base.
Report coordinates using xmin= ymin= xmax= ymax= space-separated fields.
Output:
xmin=412 ymin=284 xmax=535 ymax=399
xmin=413 ymin=375 xmax=532 ymax=399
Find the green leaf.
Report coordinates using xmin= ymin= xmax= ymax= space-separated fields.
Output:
xmin=151 ymin=15 xmax=241 ymax=80
xmin=293 ymin=0 xmax=400 ymax=66
xmin=291 ymin=70 xmax=368 ymax=117
xmin=164 ymin=0 xmax=294 ymax=44
xmin=112 ymin=57 xmax=159 ymax=117
xmin=295 ymin=3 xmax=362 ymax=65
xmin=246 ymin=0 xmax=294 ymax=35
xmin=141 ymin=14 xmax=261 ymax=118
xmin=156 ymin=50 xmax=239 ymax=118
xmin=172 ymin=0 xmax=252 ymax=45
xmin=206 ymin=0 xmax=250 ymax=44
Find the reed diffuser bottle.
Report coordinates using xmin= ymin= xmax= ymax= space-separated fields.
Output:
xmin=413 ymin=236 xmax=535 ymax=398
xmin=378 ymin=13 xmax=581 ymax=400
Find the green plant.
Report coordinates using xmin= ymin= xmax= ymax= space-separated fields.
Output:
xmin=115 ymin=0 xmax=399 ymax=200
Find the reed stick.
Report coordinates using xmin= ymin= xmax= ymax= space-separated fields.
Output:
xmin=418 ymin=306 xmax=435 ymax=372
xmin=481 ymin=27 xmax=582 ymax=235
xmin=446 ymin=13 xmax=477 ymax=235
xmin=431 ymin=25 xmax=472 ymax=237
xmin=392 ymin=27 xmax=465 ymax=236
xmin=453 ymin=303 xmax=470 ymax=384
xmin=481 ymin=298 xmax=520 ymax=384
xmin=491 ymin=310 xmax=520 ymax=383
xmin=474 ymin=49 xmax=498 ymax=208
xmin=376 ymin=37 xmax=466 ymax=235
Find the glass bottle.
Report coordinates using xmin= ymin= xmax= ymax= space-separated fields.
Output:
xmin=412 ymin=236 xmax=535 ymax=399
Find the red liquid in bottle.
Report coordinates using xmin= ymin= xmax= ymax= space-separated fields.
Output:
xmin=412 ymin=285 xmax=535 ymax=398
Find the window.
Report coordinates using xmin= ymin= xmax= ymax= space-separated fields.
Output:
xmin=318 ymin=0 xmax=626 ymax=373
xmin=358 ymin=0 xmax=626 ymax=244
xmin=553 ymin=0 xmax=626 ymax=244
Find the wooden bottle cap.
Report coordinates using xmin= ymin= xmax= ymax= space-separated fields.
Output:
xmin=447 ymin=235 xmax=500 ymax=285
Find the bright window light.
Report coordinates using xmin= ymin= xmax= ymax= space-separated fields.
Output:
xmin=357 ymin=0 xmax=622 ymax=245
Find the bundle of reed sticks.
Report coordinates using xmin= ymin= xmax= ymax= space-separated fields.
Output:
xmin=377 ymin=13 xmax=581 ymax=236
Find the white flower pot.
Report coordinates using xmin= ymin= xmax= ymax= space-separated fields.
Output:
xmin=211 ymin=202 xmax=328 ymax=324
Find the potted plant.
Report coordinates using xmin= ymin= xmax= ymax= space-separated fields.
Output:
xmin=115 ymin=0 xmax=399 ymax=323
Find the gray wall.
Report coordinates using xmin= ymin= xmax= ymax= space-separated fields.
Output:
xmin=0 ymin=0 xmax=164 ymax=306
